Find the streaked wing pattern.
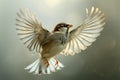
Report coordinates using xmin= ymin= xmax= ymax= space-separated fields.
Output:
xmin=16 ymin=8 xmax=50 ymax=52
xmin=60 ymin=7 xmax=105 ymax=56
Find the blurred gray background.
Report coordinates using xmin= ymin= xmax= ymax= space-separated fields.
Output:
xmin=0 ymin=0 xmax=120 ymax=80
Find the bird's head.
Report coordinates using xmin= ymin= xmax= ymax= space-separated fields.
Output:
xmin=53 ymin=23 xmax=73 ymax=32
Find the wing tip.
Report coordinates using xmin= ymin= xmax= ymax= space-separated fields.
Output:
xmin=86 ymin=6 xmax=104 ymax=16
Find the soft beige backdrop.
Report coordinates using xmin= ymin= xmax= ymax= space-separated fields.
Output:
xmin=0 ymin=0 xmax=120 ymax=80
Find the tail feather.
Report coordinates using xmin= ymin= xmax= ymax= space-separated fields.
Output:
xmin=24 ymin=59 xmax=39 ymax=73
xmin=24 ymin=58 xmax=64 ymax=75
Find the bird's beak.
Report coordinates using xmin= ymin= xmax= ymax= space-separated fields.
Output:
xmin=67 ymin=24 xmax=73 ymax=28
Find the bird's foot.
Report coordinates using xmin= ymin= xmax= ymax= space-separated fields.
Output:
xmin=54 ymin=58 xmax=59 ymax=68
xmin=44 ymin=59 xmax=49 ymax=68
xmin=55 ymin=60 xmax=58 ymax=66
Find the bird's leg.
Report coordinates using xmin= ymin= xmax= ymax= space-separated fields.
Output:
xmin=54 ymin=57 xmax=58 ymax=67
xmin=44 ymin=58 xmax=49 ymax=68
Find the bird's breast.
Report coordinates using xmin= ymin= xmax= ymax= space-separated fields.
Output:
xmin=41 ymin=33 xmax=68 ymax=58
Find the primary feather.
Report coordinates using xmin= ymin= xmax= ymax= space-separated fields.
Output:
xmin=60 ymin=7 xmax=105 ymax=56
xmin=16 ymin=8 xmax=50 ymax=52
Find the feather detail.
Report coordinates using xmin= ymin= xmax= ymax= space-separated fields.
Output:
xmin=60 ymin=7 xmax=105 ymax=56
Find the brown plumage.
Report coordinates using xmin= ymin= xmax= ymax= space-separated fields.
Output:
xmin=53 ymin=23 xmax=72 ymax=32
xmin=16 ymin=7 xmax=105 ymax=75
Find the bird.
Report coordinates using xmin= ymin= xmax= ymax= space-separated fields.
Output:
xmin=16 ymin=6 xmax=105 ymax=75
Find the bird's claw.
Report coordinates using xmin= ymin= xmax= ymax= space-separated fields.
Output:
xmin=44 ymin=59 xmax=49 ymax=67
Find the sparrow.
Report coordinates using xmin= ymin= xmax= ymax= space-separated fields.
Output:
xmin=16 ymin=7 xmax=105 ymax=75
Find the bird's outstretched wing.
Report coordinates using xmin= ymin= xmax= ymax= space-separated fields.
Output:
xmin=60 ymin=7 xmax=105 ymax=56
xmin=16 ymin=8 xmax=50 ymax=52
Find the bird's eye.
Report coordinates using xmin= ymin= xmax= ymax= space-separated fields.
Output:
xmin=65 ymin=24 xmax=69 ymax=27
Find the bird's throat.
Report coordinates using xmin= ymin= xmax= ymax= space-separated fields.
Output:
xmin=66 ymin=28 xmax=69 ymax=37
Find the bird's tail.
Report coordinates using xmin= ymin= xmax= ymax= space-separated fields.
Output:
xmin=24 ymin=57 xmax=64 ymax=75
